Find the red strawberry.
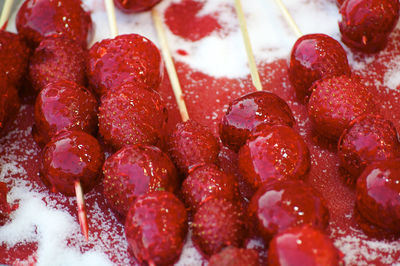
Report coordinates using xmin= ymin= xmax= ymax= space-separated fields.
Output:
xmin=16 ymin=0 xmax=92 ymax=48
xmin=167 ymin=119 xmax=220 ymax=174
xmin=181 ymin=164 xmax=240 ymax=212
xmin=33 ymin=80 xmax=98 ymax=147
xmin=356 ymin=159 xmax=400 ymax=233
xmin=191 ymin=197 xmax=246 ymax=257
xmin=220 ymin=91 xmax=295 ymax=152
xmin=208 ymin=247 xmax=260 ymax=266
xmin=338 ymin=114 xmax=400 ymax=179
xmin=0 ymin=182 xmax=11 ymax=226
xmin=308 ymin=75 xmax=376 ymax=140
xmin=98 ymin=83 xmax=168 ymax=150
xmin=339 ymin=0 xmax=400 ymax=53
xmin=114 ymin=0 xmax=161 ymax=13
xmin=88 ymin=34 xmax=163 ymax=97
xmin=29 ymin=36 xmax=87 ymax=92
xmin=0 ymin=73 xmax=20 ymax=133
xmin=238 ymin=125 xmax=310 ymax=190
xmin=125 ymin=191 xmax=188 ymax=266
xmin=268 ymin=225 xmax=343 ymax=266
xmin=289 ymin=33 xmax=351 ymax=102
xmin=248 ymin=180 xmax=329 ymax=242
xmin=103 ymin=144 xmax=179 ymax=218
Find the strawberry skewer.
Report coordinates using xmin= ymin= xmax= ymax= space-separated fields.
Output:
xmin=0 ymin=0 xmax=14 ymax=30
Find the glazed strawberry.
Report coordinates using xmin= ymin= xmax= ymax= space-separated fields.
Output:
xmin=0 ymin=73 xmax=20 ymax=133
xmin=308 ymin=75 xmax=376 ymax=140
xmin=103 ymin=144 xmax=179 ymax=218
xmin=289 ymin=34 xmax=351 ymax=102
xmin=16 ymin=0 xmax=92 ymax=48
xmin=220 ymin=91 xmax=295 ymax=152
xmin=268 ymin=225 xmax=342 ymax=266
xmin=0 ymin=182 xmax=10 ymax=226
xmin=248 ymin=180 xmax=329 ymax=242
xmin=40 ymin=130 xmax=104 ymax=196
xmin=0 ymin=30 xmax=30 ymax=87
xmin=238 ymin=125 xmax=310 ymax=190
xmin=88 ymin=34 xmax=163 ymax=97
xmin=98 ymin=83 xmax=168 ymax=150
xmin=114 ymin=0 xmax=161 ymax=13
xmin=339 ymin=0 xmax=400 ymax=53
xmin=167 ymin=119 xmax=220 ymax=174
xmin=33 ymin=80 xmax=98 ymax=146
xmin=192 ymin=197 xmax=246 ymax=257
xmin=181 ymin=164 xmax=240 ymax=212
xmin=356 ymin=159 xmax=400 ymax=233
xmin=29 ymin=36 xmax=87 ymax=92
xmin=338 ymin=114 xmax=400 ymax=179
xmin=125 ymin=191 xmax=188 ymax=266
xmin=208 ymin=247 xmax=260 ymax=266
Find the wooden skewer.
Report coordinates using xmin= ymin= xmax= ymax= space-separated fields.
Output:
xmin=0 ymin=0 xmax=14 ymax=30
xmin=273 ymin=0 xmax=302 ymax=38
xmin=75 ymin=181 xmax=88 ymax=241
xmin=105 ymin=0 xmax=119 ymax=38
xmin=234 ymin=0 xmax=263 ymax=92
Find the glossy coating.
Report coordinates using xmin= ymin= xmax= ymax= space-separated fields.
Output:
xmin=338 ymin=115 xmax=400 ymax=179
xmin=0 ymin=182 xmax=10 ymax=226
xmin=208 ymin=247 xmax=260 ymax=266
xmin=33 ymin=80 xmax=98 ymax=146
xmin=248 ymin=180 xmax=329 ymax=242
xmin=268 ymin=225 xmax=342 ymax=266
xmin=238 ymin=125 xmax=310 ymax=190
xmin=114 ymin=0 xmax=161 ymax=13
xmin=88 ymin=34 xmax=163 ymax=97
xmin=125 ymin=191 xmax=188 ymax=266
xmin=103 ymin=144 xmax=179 ymax=218
xmin=40 ymin=130 xmax=104 ymax=196
xmin=29 ymin=36 xmax=87 ymax=92
xmin=356 ymin=159 xmax=400 ymax=233
xmin=0 ymin=73 xmax=20 ymax=133
xmin=339 ymin=0 xmax=399 ymax=53
xmin=98 ymin=83 xmax=168 ymax=150
xmin=220 ymin=91 xmax=295 ymax=152
xmin=16 ymin=0 xmax=92 ymax=48
xmin=289 ymin=33 xmax=351 ymax=103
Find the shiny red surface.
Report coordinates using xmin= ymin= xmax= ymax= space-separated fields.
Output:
xmin=0 ymin=73 xmax=20 ymax=132
xmin=114 ymin=0 xmax=161 ymax=13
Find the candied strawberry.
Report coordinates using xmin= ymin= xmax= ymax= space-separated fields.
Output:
xmin=88 ymin=34 xmax=163 ymax=97
xmin=288 ymin=33 xmax=351 ymax=102
xmin=238 ymin=125 xmax=310 ymax=190
xmin=356 ymin=159 xmax=400 ymax=233
xmin=167 ymin=119 xmax=220 ymax=174
xmin=338 ymin=114 xmax=400 ymax=179
xmin=103 ymin=144 xmax=179 ymax=218
xmin=308 ymin=75 xmax=376 ymax=140
xmin=181 ymin=164 xmax=240 ymax=212
xmin=0 ymin=182 xmax=10 ymax=226
xmin=208 ymin=247 xmax=260 ymax=266
xmin=33 ymin=80 xmax=98 ymax=147
xmin=0 ymin=73 xmax=20 ymax=133
xmin=337 ymin=0 xmax=344 ymax=5
xmin=40 ymin=130 xmax=104 ymax=196
xmin=339 ymin=0 xmax=400 ymax=53
xmin=29 ymin=36 xmax=87 ymax=92
xmin=16 ymin=0 xmax=92 ymax=48
xmin=220 ymin=91 xmax=295 ymax=152
xmin=98 ymin=83 xmax=168 ymax=150
xmin=0 ymin=30 xmax=30 ymax=87
xmin=114 ymin=0 xmax=161 ymax=13
xmin=268 ymin=225 xmax=343 ymax=266
xmin=125 ymin=191 xmax=188 ymax=266
xmin=248 ymin=180 xmax=329 ymax=242
xmin=192 ymin=197 xmax=246 ymax=257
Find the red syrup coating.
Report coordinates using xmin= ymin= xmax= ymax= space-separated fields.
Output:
xmin=0 ymin=182 xmax=10 ymax=226
xmin=339 ymin=0 xmax=400 ymax=53
xmin=220 ymin=91 xmax=295 ymax=152
xmin=29 ymin=36 xmax=87 ymax=92
xmin=288 ymin=33 xmax=351 ymax=103
xmin=16 ymin=0 xmax=92 ymax=48
xmin=338 ymin=114 xmax=400 ymax=180
xmin=33 ymin=80 xmax=98 ymax=147
xmin=98 ymin=83 xmax=168 ymax=150
xmin=88 ymin=34 xmax=163 ymax=97
xmin=125 ymin=191 xmax=188 ymax=266
xmin=248 ymin=180 xmax=329 ymax=243
xmin=113 ymin=0 xmax=161 ymax=13
xmin=208 ymin=247 xmax=260 ymax=266
xmin=308 ymin=75 xmax=376 ymax=140
xmin=238 ymin=125 xmax=310 ymax=190
xmin=102 ymin=144 xmax=179 ymax=218
xmin=268 ymin=225 xmax=343 ymax=266
xmin=0 ymin=73 xmax=20 ymax=133
xmin=40 ymin=130 xmax=104 ymax=196
xmin=356 ymin=159 xmax=400 ymax=233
